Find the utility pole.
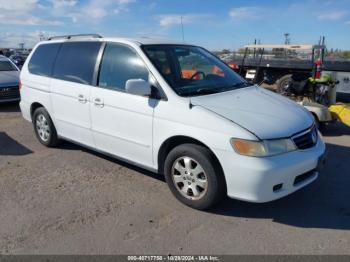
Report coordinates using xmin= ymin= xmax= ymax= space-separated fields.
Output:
xmin=181 ymin=16 xmax=185 ymax=43
xmin=284 ymin=33 xmax=290 ymax=45
xmin=284 ymin=33 xmax=290 ymax=58
xmin=19 ymin=43 xmax=25 ymax=51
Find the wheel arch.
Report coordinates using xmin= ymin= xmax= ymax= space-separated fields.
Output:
xmin=30 ymin=102 xmax=45 ymax=121
xmin=157 ymin=136 xmax=227 ymax=190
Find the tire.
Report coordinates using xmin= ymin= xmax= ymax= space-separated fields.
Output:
xmin=164 ymin=144 xmax=226 ymax=210
xmin=276 ymin=74 xmax=292 ymax=94
xmin=32 ymin=107 xmax=60 ymax=147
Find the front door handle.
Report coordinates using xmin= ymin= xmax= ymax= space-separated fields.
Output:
xmin=93 ymin=98 xmax=104 ymax=107
xmin=78 ymin=94 xmax=87 ymax=103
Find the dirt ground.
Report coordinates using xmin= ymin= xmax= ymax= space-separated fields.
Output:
xmin=0 ymin=102 xmax=349 ymax=255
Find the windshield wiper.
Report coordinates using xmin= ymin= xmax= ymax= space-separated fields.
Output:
xmin=229 ymin=82 xmax=252 ymax=89
xmin=195 ymin=88 xmax=220 ymax=95
xmin=181 ymin=88 xmax=222 ymax=96
xmin=179 ymin=82 xmax=253 ymax=97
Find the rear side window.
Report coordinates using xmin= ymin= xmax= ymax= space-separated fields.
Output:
xmin=53 ymin=42 xmax=101 ymax=85
xmin=98 ymin=43 xmax=149 ymax=91
xmin=28 ymin=43 xmax=61 ymax=76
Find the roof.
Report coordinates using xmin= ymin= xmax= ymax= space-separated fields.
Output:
xmin=243 ymin=44 xmax=326 ymax=50
xmin=43 ymin=34 xmax=186 ymax=46
xmin=104 ymin=37 xmax=186 ymax=45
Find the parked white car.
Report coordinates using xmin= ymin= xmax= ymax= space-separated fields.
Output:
xmin=20 ymin=35 xmax=326 ymax=210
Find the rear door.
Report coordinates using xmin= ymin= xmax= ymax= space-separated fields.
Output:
xmin=90 ymin=43 xmax=156 ymax=167
xmin=50 ymin=41 xmax=102 ymax=147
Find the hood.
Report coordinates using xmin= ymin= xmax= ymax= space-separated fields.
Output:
xmin=0 ymin=71 xmax=20 ymax=87
xmin=191 ymin=86 xmax=314 ymax=139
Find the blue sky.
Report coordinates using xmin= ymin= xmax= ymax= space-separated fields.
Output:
xmin=0 ymin=0 xmax=349 ymax=50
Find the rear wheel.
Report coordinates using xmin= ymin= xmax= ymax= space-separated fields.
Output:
xmin=164 ymin=144 xmax=226 ymax=210
xmin=33 ymin=107 xmax=60 ymax=147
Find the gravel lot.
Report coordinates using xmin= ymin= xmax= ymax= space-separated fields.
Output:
xmin=0 ymin=102 xmax=349 ymax=255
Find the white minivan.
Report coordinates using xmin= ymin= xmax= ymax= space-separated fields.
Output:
xmin=20 ymin=34 xmax=326 ymax=210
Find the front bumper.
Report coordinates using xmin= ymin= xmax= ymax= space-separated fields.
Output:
xmin=214 ymin=137 xmax=326 ymax=203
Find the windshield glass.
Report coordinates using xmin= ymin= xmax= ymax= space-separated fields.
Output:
xmin=0 ymin=61 xmax=17 ymax=71
xmin=143 ymin=45 xmax=250 ymax=96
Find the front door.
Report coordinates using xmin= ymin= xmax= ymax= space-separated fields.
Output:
xmin=90 ymin=43 xmax=156 ymax=167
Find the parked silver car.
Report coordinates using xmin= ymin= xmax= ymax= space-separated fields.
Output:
xmin=0 ymin=55 xmax=20 ymax=103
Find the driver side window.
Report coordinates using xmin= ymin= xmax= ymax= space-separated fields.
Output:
xmin=98 ymin=43 xmax=149 ymax=92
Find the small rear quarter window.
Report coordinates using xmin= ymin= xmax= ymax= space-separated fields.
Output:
xmin=28 ymin=43 xmax=61 ymax=77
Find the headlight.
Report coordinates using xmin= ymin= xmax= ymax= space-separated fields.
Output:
xmin=231 ymin=138 xmax=297 ymax=157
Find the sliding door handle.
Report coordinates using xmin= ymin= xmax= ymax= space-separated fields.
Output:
xmin=78 ymin=94 xmax=87 ymax=103
xmin=93 ymin=98 xmax=104 ymax=107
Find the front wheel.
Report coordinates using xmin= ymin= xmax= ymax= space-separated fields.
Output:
xmin=164 ymin=144 xmax=226 ymax=210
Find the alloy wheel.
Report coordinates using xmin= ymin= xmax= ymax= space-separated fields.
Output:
xmin=171 ymin=156 xmax=208 ymax=200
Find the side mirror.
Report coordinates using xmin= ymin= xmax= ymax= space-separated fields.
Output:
xmin=125 ymin=79 xmax=152 ymax=97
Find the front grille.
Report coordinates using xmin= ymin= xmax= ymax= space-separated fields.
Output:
xmin=292 ymin=127 xmax=317 ymax=150
xmin=0 ymin=86 xmax=20 ymax=100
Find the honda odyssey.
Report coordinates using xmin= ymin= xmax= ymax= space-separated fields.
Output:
xmin=20 ymin=34 xmax=326 ymax=210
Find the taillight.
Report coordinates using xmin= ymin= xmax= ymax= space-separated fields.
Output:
xmin=19 ymin=80 xmax=22 ymax=91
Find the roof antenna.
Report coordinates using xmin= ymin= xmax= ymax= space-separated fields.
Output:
xmin=181 ymin=16 xmax=185 ymax=43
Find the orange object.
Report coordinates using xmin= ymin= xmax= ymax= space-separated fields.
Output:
xmin=182 ymin=69 xmax=201 ymax=80
xmin=228 ymin=63 xmax=238 ymax=70
xmin=232 ymin=140 xmax=252 ymax=155
xmin=212 ymin=66 xmax=225 ymax=77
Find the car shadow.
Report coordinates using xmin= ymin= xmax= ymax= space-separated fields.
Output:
xmin=321 ymin=122 xmax=350 ymax=137
xmin=209 ymin=142 xmax=350 ymax=230
xmin=57 ymin=141 xmax=349 ymax=230
xmin=0 ymin=102 xmax=20 ymax=113
xmin=58 ymin=142 xmax=165 ymax=182
xmin=0 ymin=132 xmax=33 ymax=156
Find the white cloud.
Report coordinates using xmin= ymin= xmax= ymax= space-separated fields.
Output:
xmin=50 ymin=0 xmax=78 ymax=9
xmin=66 ymin=0 xmax=135 ymax=23
xmin=116 ymin=0 xmax=135 ymax=4
xmin=0 ymin=31 xmax=64 ymax=48
xmin=0 ymin=0 xmax=136 ymax=26
xmin=0 ymin=0 xmax=62 ymax=26
xmin=229 ymin=6 xmax=261 ymax=20
xmin=318 ymin=11 xmax=347 ymax=20
xmin=0 ymin=16 xmax=62 ymax=26
xmin=0 ymin=0 xmax=37 ymax=11
xmin=158 ymin=14 xmax=210 ymax=27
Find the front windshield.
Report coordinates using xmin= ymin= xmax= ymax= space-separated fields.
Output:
xmin=143 ymin=45 xmax=250 ymax=96
xmin=0 ymin=61 xmax=17 ymax=71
